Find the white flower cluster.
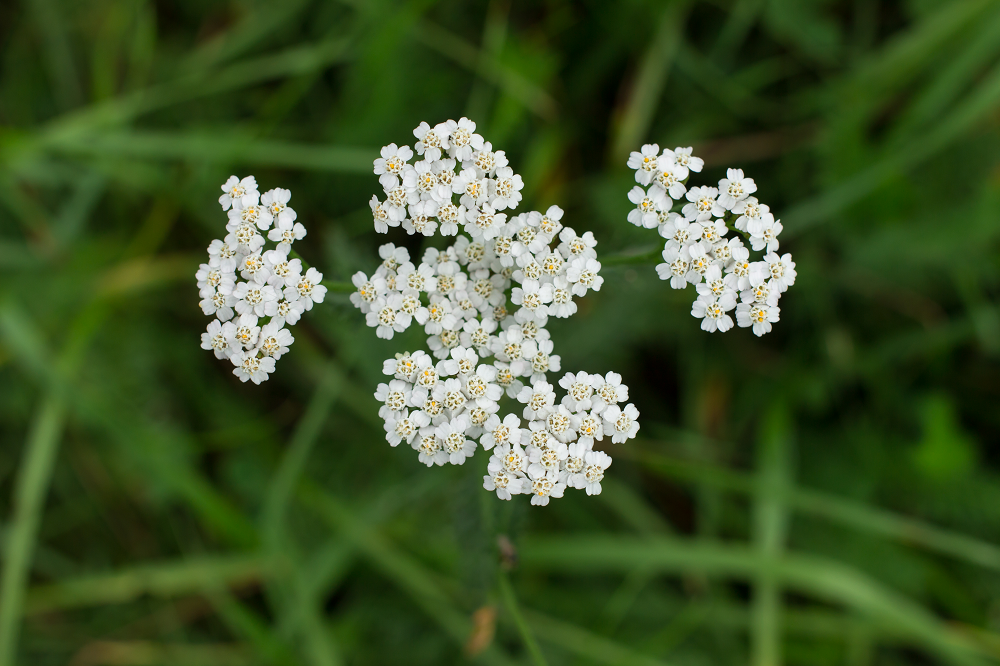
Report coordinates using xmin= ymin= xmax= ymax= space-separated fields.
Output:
xmin=197 ymin=175 xmax=326 ymax=384
xmin=356 ymin=119 xmax=641 ymax=505
xmin=626 ymin=145 xmax=796 ymax=336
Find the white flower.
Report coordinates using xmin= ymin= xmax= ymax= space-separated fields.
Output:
xmin=484 ymin=446 xmax=527 ymax=500
xmin=262 ymin=246 xmax=302 ymax=289
xmin=545 ymin=277 xmax=576 ymax=320
xmin=582 ymin=450 xmax=612 ymax=496
xmin=574 ymin=410 xmax=604 ymax=447
xmin=691 ymin=294 xmax=736 ymax=333
xmin=736 ymin=302 xmax=780 ymax=337
xmin=267 ymin=216 xmax=307 ymax=248
xmin=602 ymin=403 xmax=640 ymax=443
xmin=655 ymin=244 xmax=697 ymax=289
xmin=436 ymin=201 xmax=465 ymax=236
xmin=256 ymin=320 xmax=294 ymax=360
xmin=366 ymin=293 xmax=413 ymax=339
xmin=440 ymin=346 xmax=479 ymax=376
xmin=207 ymin=239 xmax=239 ymax=274
xmin=667 ymin=147 xmax=704 ymax=175
xmin=511 ymin=279 xmax=552 ymax=320
xmin=527 ymin=436 xmax=568 ymax=478
xmin=228 ymin=201 xmax=270 ymax=232
xmin=416 ymin=428 xmax=449 ymax=467
xmin=403 ymin=200 xmax=439 ymax=236
xmin=627 ymin=144 xmax=660 ymax=185
xmin=374 ymin=379 xmax=413 ymax=419
xmin=384 ymin=409 xmax=430 ymax=447
xmin=537 ymin=205 xmax=565 ymax=238
xmin=591 ymin=372 xmax=628 ymax=415
xmin=196 ymin=263 xmax=234 ymax=294
xmin=461 ymin=318 xmax=498 ymax=357
xmin=219 ymin=175 xmax=258 ymax=211
xmin=230 ymin=349 xmax=275 ymax=384
xmin=764 ymin=252 xmax=796 ymax=292
xmin=410 ymin=384 xmax=446 ymax=421
xmin=225 ymin=225 xmax=264 ymax=255
xmin=741 ymin=277 xmax=780 ymax=308
xmin=749 ymin=215 xmax=783 ymax=253
xmin=491 ymin=167 xmax=524 ymax=210
xmin=440 ymin=377 xmax=468 ymax=412
xmin=559 ymin=371 xmax=595 ymax=412
xmin=566 ymin=257 xmax=604 ymax=297
xmin=464 ymin=364 xmax=503 ymax=409
xmin=464 ymin=203 xmax=505 ymax=241
xmin=544 ymin=405 xmax=576 ymax=443
xmin=383 ymin=351 xmax=430 ymax=382
xmin=698 ymin=217 xmax=728 ymax=245
xmin=517 ymin=381 xmax=556 ymax=420
xmin=378 ymin=243 xmax=411 ymax=272
xmin=200 ymin=320 xmax=230 ymax=359
xmin=527 ymin=469 xmax=566 ymax=506
xmin=264 ymin=297 xmax=306 ymax=327
xmin=285 ymin=267 xmax=327 ymax=310
xmin=492 ymin=326 xmax=537 ymax=377
xmin=373 ymin=195 xmax=404 ymax=234
xmin=559 ymin=228 xmax=599 ymax=260
xmin=717 ymin=168 xmax=756 ymax=210
xmin=652 ymin=164 xmax=688 ymax=200
xmin=726 ymin=244 xmax=756 ymax=291
xmin=627 ymin=186 xmax=664 ymax=228
xmin=683 ymin=186 xmax=724 ymax=219
xmin=696 ymin=265 xmax=738 ymax=304
xmin=261 ymin=188 xmax=296 ymax=226
xmin=199 ymin=288 xmax=237 ymax=321
xmin=396 ymin=261 xmax=438 ymax=294
xmin=373 ymin=143 xmax=413 ymax=189
xmin=439 ymin=117 xmax=484 ymax=162
xmin=349 ymin=271 xmax=387 ymax=313
xmin=223 ymin=313 xmax=260 ymax=352
xmin=564 ymin=441 xmax=590 ymax=489
xmin=413 ymin=121 xmax=445 ymax=161
xmin=423 ymin=298 xmax=459 ymax=336
xmin=733 ymin=197 xmax=768 ymax=232
xmin=238 ymin=252 xmax=271 ymax=285
xmin=481 ymin=413 xmax=522 ymax=451
xmin=437 ymin=415 xmax=476 ymax=465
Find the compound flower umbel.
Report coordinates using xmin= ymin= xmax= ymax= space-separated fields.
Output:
xmin=198 ymin=176 xmax=325 ymax=383
xmin=355 ymin=118 xmax=641 ymax=505
xmin=625 ymin=145 xmax=796 ymax=336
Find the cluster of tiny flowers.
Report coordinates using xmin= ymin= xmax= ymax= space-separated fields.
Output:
xmin=197 ymin=176 xmax=326 ymax=383
xmin=356 ymin=119 xmax=641 ymax=505
xmin=626 ymin=145 xmax=796 ymax=336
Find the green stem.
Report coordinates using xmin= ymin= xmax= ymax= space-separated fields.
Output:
xmin=601 ymin=246 xmax=662 ymax=267
xmin=321 ymin=280 xmax=355 ymax=294
xmin=0 ymin=395 xmax=66 ymax=666
xmin=498 ymin=570 xmax=549 ymax=666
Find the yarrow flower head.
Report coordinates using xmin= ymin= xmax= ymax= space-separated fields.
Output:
xmin=199 ymin=176 xmax=320 ymax=383
xmin=626 ymin=148 xmax=794 ymax=336
xmin=352 ymin=119 xmax=641 ymax=505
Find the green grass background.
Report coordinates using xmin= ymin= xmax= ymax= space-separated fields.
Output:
xmin=2 ymin=0 xmax=1000 ymax=664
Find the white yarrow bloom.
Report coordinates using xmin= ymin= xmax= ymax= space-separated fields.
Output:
xmin=627 ymin=144 xmax=660 ymax=186
xmin=623 ymin=148 xmax=793 ymax=337
xmin=219 ymin=175 xmax=259 ymax=211
xmin=602 ymin=403 xmax=640 ymax=443
xmin=338 ymin=121 xmax=644 ymax=503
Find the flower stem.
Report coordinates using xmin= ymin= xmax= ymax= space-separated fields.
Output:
xmin=602 ymin=246 xmax=662 ymax=266
xmin=322 ymin=280 xmax=355 ymax=294
xmin=498 ymin=570 xmax=549 ymax=666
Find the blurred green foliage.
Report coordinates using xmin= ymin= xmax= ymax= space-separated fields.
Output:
xmin=1 ymin=0 xmax=1000 ymax=664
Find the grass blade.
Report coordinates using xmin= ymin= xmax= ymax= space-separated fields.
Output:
xmin=0 ymin=394 xmax=66 ymax=666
